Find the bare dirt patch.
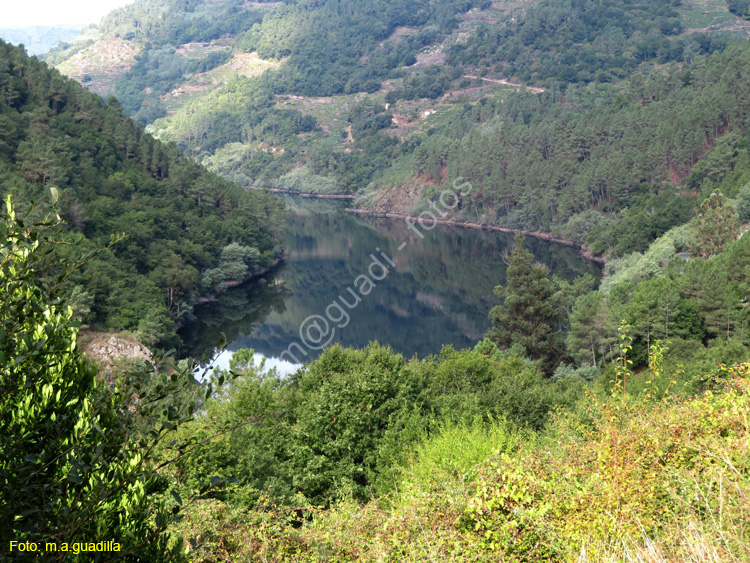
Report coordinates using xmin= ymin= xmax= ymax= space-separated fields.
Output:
xmin=371 ymin=181 xmax=426 ymax=214
xmin=175 ymin=39 xmax=232 ymax=57
xmin=242 ymin=0 xmax=283 ymax=8
xmin=414 ymin=48 xmax=446 ymax=67
xmin=463 ymin=74 xmax=545 ymax=94
xmin=679 ymin=0 xmax=750 ymax=34
xmin=56 ymin=37 xmax=139 ymax=95
xmin=80 ymin=332 xmax=152 ymax=377
xmin=211 ymin=52 xmax=282 ymax=80
xmin=378 ymin=26 xmax=418 ymax=48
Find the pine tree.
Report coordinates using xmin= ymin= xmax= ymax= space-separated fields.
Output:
xmin=488 ymin=234 xmax=566 ymax=374
xmin=691 ymin=191 xmax=737 ymax=258
xmin=567 ymin=290 xmax=609 ymax=366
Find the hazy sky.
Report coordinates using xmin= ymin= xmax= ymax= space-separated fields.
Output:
xmin=3 ymin=0 xmax=137 ymax=27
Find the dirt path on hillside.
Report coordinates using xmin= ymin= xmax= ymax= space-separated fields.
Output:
xmin=463 ymin=75 xmax=545 ymax=94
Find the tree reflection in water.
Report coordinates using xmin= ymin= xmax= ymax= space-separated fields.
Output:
xmin=179 ymin=196 xmax=601 ymax=367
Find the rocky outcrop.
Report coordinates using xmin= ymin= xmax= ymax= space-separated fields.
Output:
xmin=82 ymin=335 xmax=152 ymax=373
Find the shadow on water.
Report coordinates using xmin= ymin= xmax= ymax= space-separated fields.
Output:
xmin=179 ymin=195 xmax=602 ymax=369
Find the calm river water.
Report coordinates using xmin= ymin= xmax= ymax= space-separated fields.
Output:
xmin=180 ymin=196 xmax=601 ymax=374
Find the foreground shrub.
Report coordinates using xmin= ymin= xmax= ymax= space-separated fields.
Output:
xmin=0 ymin=195 xmax=211 ymax=561
xmin=175 ymin=359 xmax=750 ymax=562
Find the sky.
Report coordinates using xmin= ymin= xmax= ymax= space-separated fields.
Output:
xmin=2 ymin=0 xmax=137 ymax=27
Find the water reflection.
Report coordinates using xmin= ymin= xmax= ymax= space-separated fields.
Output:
xmin=179 ymin=196 xmax=601 ymax=370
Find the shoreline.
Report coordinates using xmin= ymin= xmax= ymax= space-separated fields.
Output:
xmin=192 ymin=256 xmax=285 ymax=307
xmin=344 ymin=208 xmax=605 ymax=264
xmin=246 ymin=186 xmax=357 ymax=200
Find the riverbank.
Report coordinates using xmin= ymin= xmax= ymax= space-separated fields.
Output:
xmin=344 ymin=208 xmax=605 ymax=264
xmin=246 ymin=186 xmax=356 ymax=200
xmin=193 ymin=256 xmax=285 ymax=306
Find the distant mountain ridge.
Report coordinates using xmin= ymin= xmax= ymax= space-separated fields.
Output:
xmin=0 ymin=25 xmax=87 ymax=56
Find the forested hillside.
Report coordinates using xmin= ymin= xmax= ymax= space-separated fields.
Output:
xmin=6 ymin=1 xmax=750 ymax=561
xmin=43 ymin=0 xmax=750 ymax=259
xmin=0 ymin=40 xmax=285 ymax=346
xmin=8 ymin=196 xmax=748 ymax=561
xmin=366 ymin=44 xmax=750 ymax=257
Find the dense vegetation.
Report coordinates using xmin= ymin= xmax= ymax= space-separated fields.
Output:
xmin=0 ymin=198 xmax=196 ymax=561
xmin=6 ymin=0 xmax=750 ymax=560
xmin=163 ymin=194 xmax=750 ymax=560
xmin=45 ymin=0 xmax=478 ymax=123
xmin=4 ymin=194 xmax=750 ymax=560
xmin=174 ymin=352 xmax=750 ymax=562
xmin=365 ymin=43 xmax=750 ymax=257
xmin=0 ymin=40 xmax=285 ymax=346
xmin=237 ymin=0 xmax=478 ymax=97
xmin=447 ymin=0 xmax=725 ymax=85
xmin=42 ymin=0 xmax=750 ymax=263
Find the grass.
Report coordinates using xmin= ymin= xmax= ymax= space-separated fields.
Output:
xmin=170 ymin=361 xmax=750 ymax=562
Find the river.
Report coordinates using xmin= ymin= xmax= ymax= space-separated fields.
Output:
xmin=179 ymin=195 xmax=602 ymax=374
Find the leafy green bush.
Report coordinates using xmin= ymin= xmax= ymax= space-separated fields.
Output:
xmin=552 ymin=363 xmax=600 ymax=382
xmin=0 ymin=195 xmax=205 ymax=561
xmin=397 ymin=417 xmax=522 ymax=493
xmin=274 ymin=166 xmax=341 ymax=194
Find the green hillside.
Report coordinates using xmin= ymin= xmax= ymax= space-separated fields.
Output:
xmin=44 ymin=0 xmax=750 ymax=259
xmin=0 ymin=40 xmax=284 ymax=346
xmin=7 ymin=194 xmax=749 ymax=561
xmin=5 ymin=1 xmax=750 ymax=561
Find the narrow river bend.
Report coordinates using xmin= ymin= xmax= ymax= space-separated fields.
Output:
xmin=180 ymin=196 xmax=601 ymax=374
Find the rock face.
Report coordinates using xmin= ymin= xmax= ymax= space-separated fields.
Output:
xmin=83 ymin=335 xmax=152 ymax=373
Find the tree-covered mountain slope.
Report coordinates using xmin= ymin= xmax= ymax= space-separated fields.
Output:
xmin=0 ymin=40 xmax=285 ymax=346
xmin=42 ymin=0 xmax=750 ymax=258
xmin=363 ymin=43 xmax=750 ymax=257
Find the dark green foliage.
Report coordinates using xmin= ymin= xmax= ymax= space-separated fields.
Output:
xmin=447 ymin=0 xmax=721 ymax=86
xmin=737 ymin=183 xmax=750 ymax=223
xmin=99 ymin=0 xmax=267 ymax=47
xmin=289 ymin=344 xmax=419 ymax=503
xmin=0 ymin=197 xmax=196 ymax=561
xmin=728 ymin=0 xmax=750 ymax=19
xmin=49 ymin=0 xmax=476 ymax=115
xmin=567 ymin=224 xmax=750 ymax=373
xmin=159 ymin=76 xmax=319 ymax=157
xmin=363 ymin=44 xmax=750 ymax=257
xmin=588 ymin=193 xmax=694 ymax=256
xmin=488 ymin=235 xmax=567 ymax=373
xmin=46 ymin=1 xmax=268 ymax=123
xmin=242 ymin=0 xmax=477 ymax=97
xmin=567 ymin=290 xmax=611 ymax=366
xmin=690 ymin=191 xmax=738 ymax=258
xmin=0 ymin=40 xmax=284 ymax=345
xmin=201 ymin=242 xmax=262 ymax=291
xmin=174 ymin=341 xmax=582 ymax=508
